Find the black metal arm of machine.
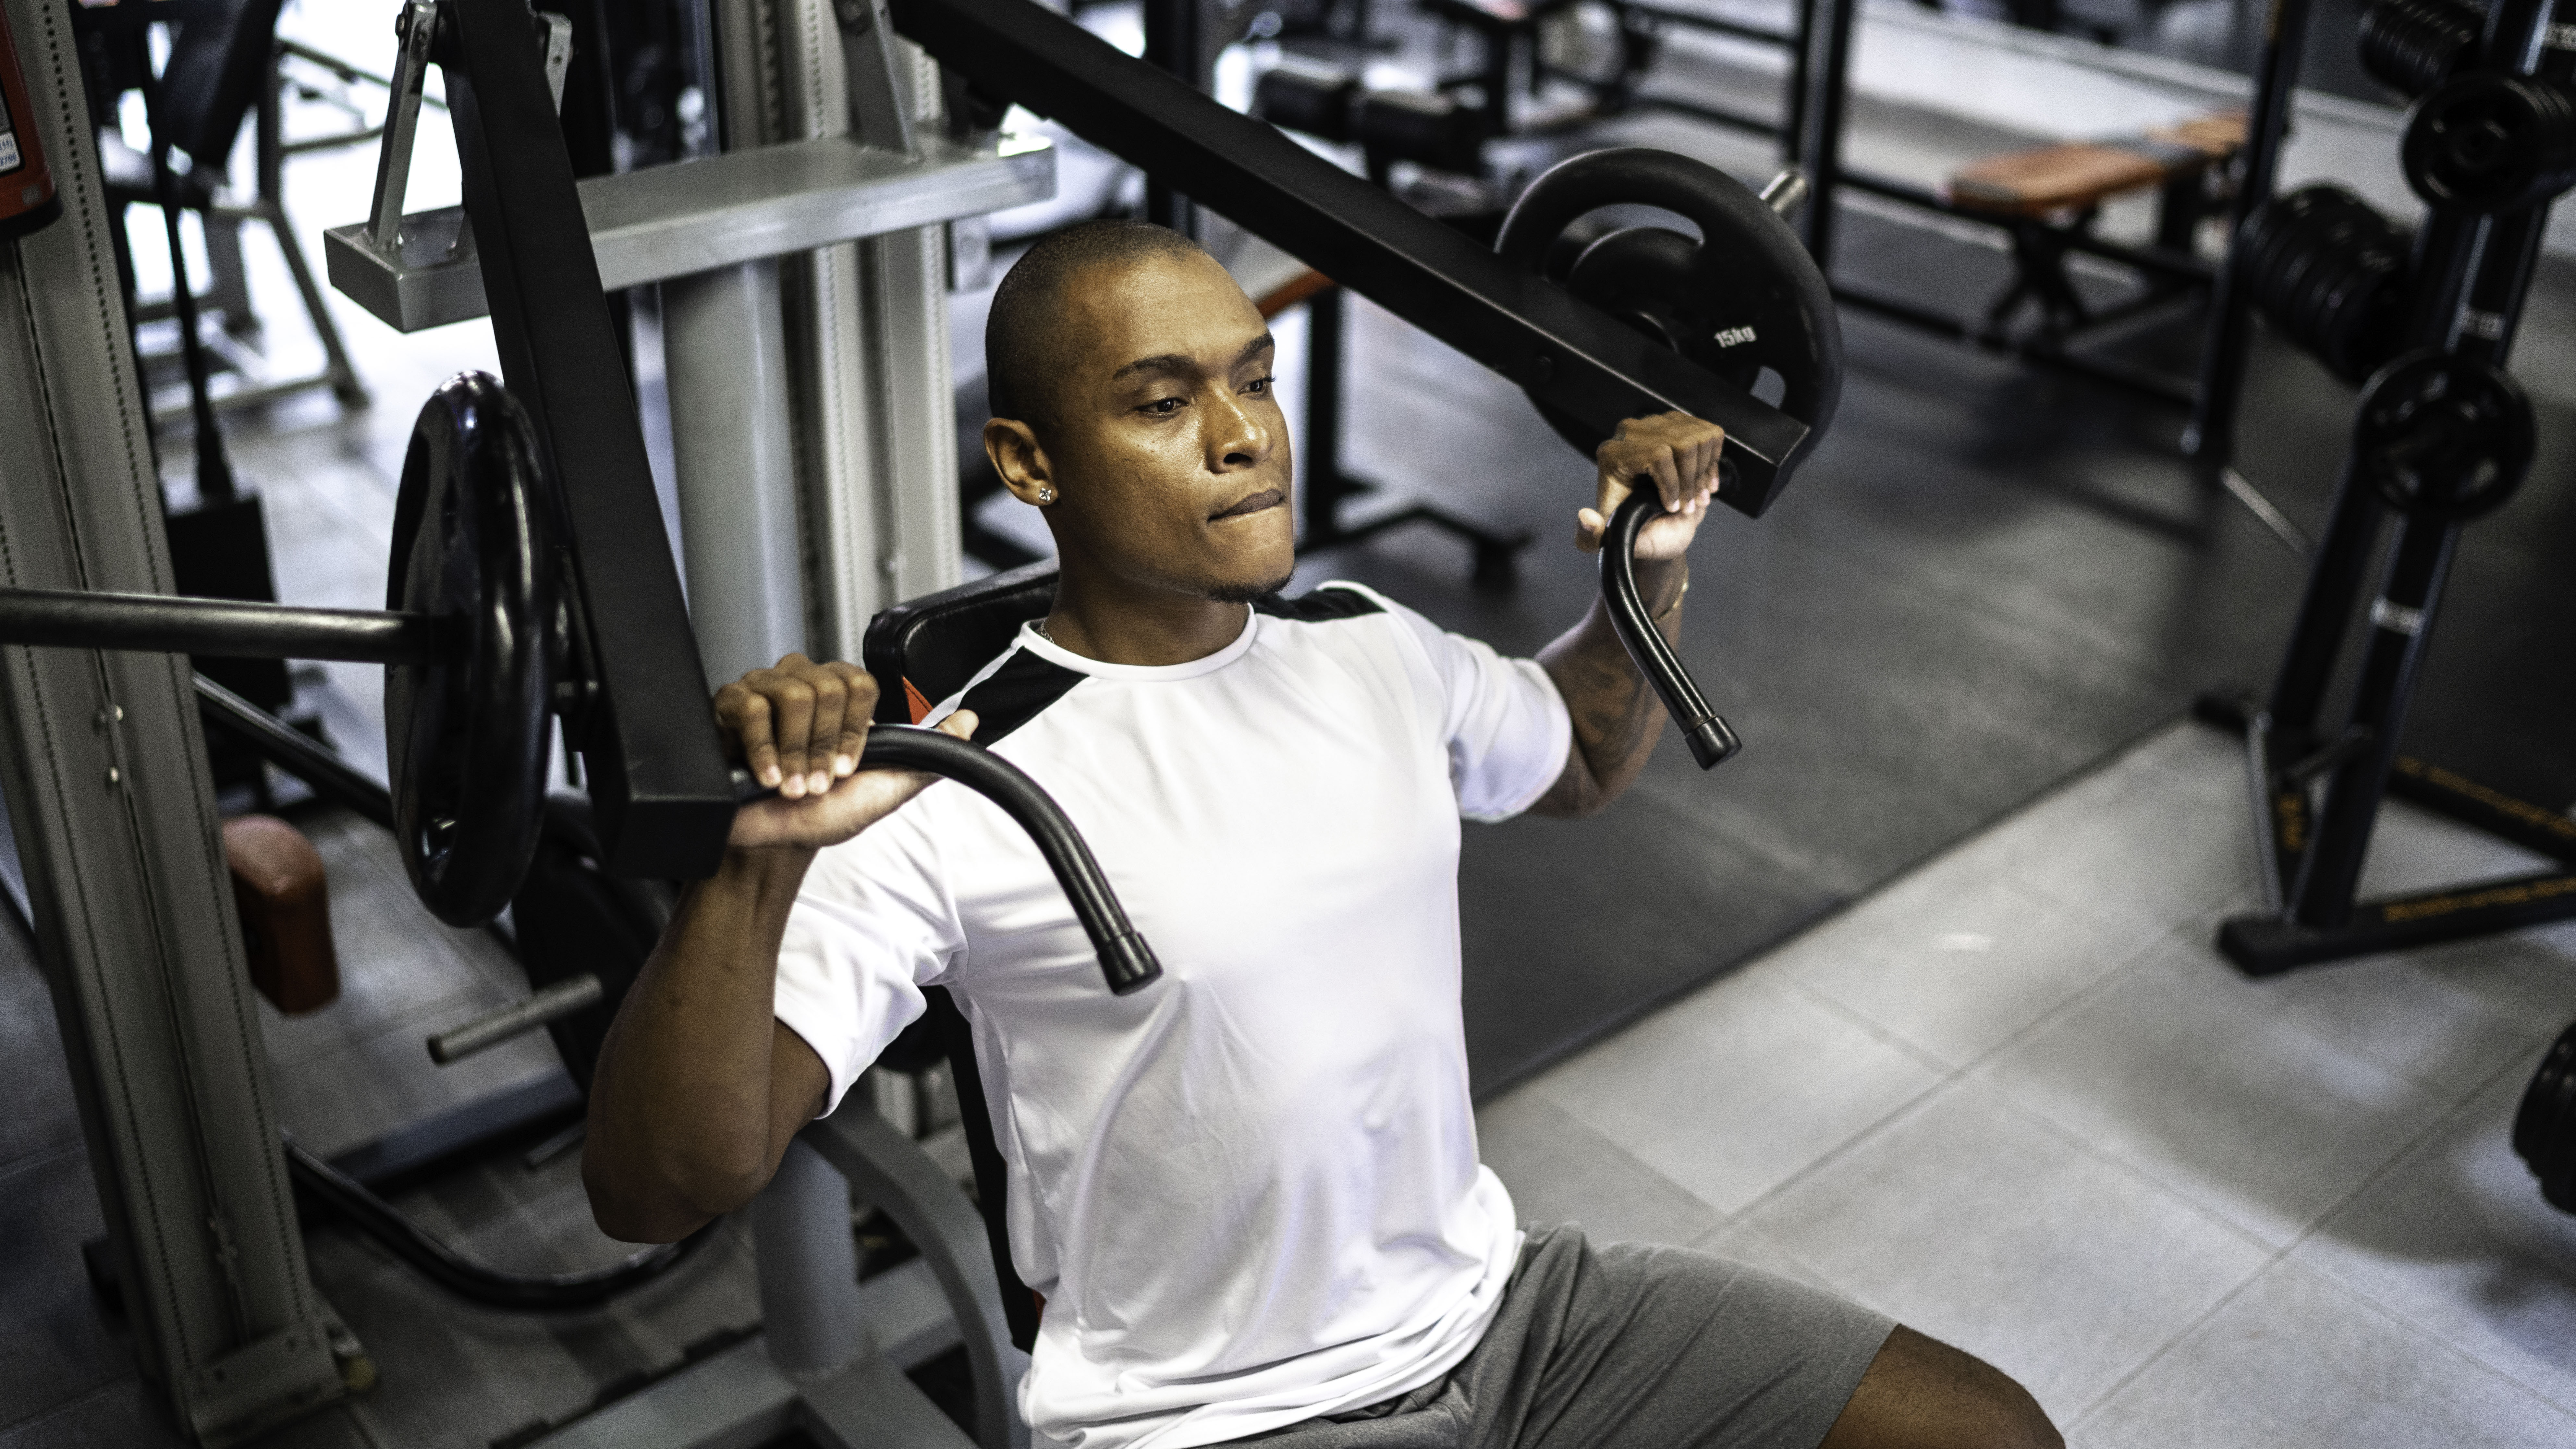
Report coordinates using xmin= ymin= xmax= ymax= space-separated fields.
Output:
xmin=888 ymin=0 xmax=1820 ymax=517
xmin=284 ymin=1136 xmax=705 ymax=1311
xmin=734 ymin=726 xmax=1162 ymax=997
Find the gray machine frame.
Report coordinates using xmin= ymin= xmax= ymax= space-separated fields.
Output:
xmin=0 ymin=0 xmax=1047 ymax=1437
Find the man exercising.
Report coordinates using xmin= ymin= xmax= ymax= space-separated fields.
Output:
xmin=584 ymin=220 xmax=2058 ymax=1449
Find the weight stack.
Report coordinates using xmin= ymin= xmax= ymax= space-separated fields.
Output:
xmin=2359 ymin=0 xmax=2484 ymax=101
xmin=2237 ymin=185 xmax=2414 ymax=385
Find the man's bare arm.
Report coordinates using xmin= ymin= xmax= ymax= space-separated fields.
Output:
xmin=1529 ymin=412 xmax=1720 ymax=820
xmin=1532 ymin=557 xmax=1686 ymax=818
xmin=583 ymin=854 xmax=833 ymax=1244
xmin=582 ymin=656 xmax=974 ymax=1243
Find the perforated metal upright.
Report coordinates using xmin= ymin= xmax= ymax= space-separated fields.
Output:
xmin=0 ymin=0 xmax=343 ymax=1439
xmin=702 ymin=0 xmax=961 ymax=676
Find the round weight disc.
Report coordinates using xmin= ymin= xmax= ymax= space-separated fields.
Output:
xmin=386 ymin=374 xmax=560 ymax=927
xmin=2515 ymin=1021 xmax=2576 ymax=1212
xmin=2403 ymin=74 xmax=2576 ymax=215
xmin=2353 ymin=349 xmax=2536 ymax=523
xmin=1495 ymin=148 xmax=1842 ymax=485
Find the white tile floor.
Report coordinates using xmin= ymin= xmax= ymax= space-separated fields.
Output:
xmin=1475 ymin=722 xmax=2576 ymax=1445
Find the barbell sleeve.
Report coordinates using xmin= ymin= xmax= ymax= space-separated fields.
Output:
xmin=733 ymin=726 xmax=1163 ymax=996
xmin=1603 ymin=490 xmax=1741 ymax=771
xmin=0 ymin=586 xmax=446 ymax=665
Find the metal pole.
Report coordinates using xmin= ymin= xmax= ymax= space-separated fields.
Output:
xmin=663 ymin=259 xmax=811 ymax=685
xmin=1302 ymin=286 xmax=1354 ymax=544
xmin=1142 ymin=0 xmax=1201 ymax=236
xmin=751 ymin=1138 xmax=873 ymax=1380
xmin=0 ymin=588 xmax=439 ymax=663
xmin=2180 ymin=0 xmax=2318 ymax=467
xmin=1792 ymin=0 xmax=1855 ymax=265
xmin=2289 ymin=519 xmax=2460 ymax=926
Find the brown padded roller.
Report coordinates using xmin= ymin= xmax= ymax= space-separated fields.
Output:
xmin=223 ymin=814 xmax=340 ymax=1015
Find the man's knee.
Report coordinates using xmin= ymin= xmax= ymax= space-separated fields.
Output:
xmin=1818 ymin=1325 xmax=2062 ymax=1449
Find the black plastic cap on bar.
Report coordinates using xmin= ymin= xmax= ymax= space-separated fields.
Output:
xmin=1681 ymin=718 xmax=1743 ymax=771
xmin=1099 ymin=931 xmax=1163 ymax=996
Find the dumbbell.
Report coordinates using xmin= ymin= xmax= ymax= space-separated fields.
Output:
xmin=1494 ymin=150 xmax=1841 ymax=770
xmin=0 ymin=375 xmax=1160 ymax=994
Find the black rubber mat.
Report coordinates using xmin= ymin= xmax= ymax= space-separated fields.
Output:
xmin=1298 ymin=204 xmax=2573 ymax=1095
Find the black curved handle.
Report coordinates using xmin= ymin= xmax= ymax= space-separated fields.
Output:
xmin=734 ymin=726 xmax=1162 ymax=995
xmin=1604 ymin=490 xmax=1740 ymax=771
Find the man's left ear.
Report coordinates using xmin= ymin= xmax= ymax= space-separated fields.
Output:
xmin=984 ymin=417 xmax=1057 ymax=507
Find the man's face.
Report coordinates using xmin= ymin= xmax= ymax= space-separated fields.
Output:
xmin=1030 ymin=250 xmax=1297 ymax=602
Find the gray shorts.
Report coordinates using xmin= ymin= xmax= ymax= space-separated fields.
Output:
xmin=1237 ymin=1224 xmax=1894 ymax=1449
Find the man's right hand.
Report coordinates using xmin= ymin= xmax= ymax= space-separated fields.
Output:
xmin=715 ymin=653 xmax=979 ymax=852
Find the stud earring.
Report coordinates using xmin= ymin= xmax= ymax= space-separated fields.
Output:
xmin=1038 ymin=488 xmax=1056 ymax=503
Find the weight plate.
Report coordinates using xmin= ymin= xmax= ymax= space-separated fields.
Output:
xmin=2237 ymin=186 xmax=2412 ymax=384
xmin=2358 ymin=0 xmax=2480 ymax=101
xmin=1494 ymin=148 xmax=1842 ymax=490
xmin=2353 ymin=349 xmax=2536 ymax=522
xmin=386 ymin=373 xmax=560 ymax=927
xmin=2515 ymin=1021 xmax=2576 ymax=1212
xmin=2403 ymin=74 xmax=2576 ymax=215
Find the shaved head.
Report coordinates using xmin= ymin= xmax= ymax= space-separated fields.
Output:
xmin=985 ymin=219 xmax=1209 ymax=436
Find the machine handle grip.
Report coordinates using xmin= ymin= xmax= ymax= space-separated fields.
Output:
xmin=733 ymin=725 xmax=1163 ymax=995
xmin=1602 ymin=489 xmax=1741 ymax=771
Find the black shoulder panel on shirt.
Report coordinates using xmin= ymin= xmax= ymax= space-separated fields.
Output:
xmin=954 ymin=648 xmax=1085 ymax=745
xmin=1252 ymin=586 xmax=1386 ymax=623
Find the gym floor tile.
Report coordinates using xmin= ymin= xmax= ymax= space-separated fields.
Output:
xmin=0 ymin=931 xmax=81 ymax=1172
xmin=2290 ymin=1068 xmax=2576 ymax=1415
xmin=1764 ymin=862 xmax=2142 ymax=1069
xmin=318 ymin=1219 xmax=761 ymax=1449
xmin=1976 ymin=941 xmax=2457 ymax=1248
xmin=267 ymin=1009 xmax=563 ymax=1163
xmin=2071 ymin=1260 xmax=2576 ymax=1449
xmin=0 ymin=1378 xmax=189 ymax=1449
xmin=254 ymin=815 xmax=522 ymax=1072
xmin=1934 ymin=751 xmax=2261 ymax=945
xmin=2252 ymin=922 xmax=2575 ymax=1103
xmin=1738 ymin=1077 xmax=2271 ymax=1424
xmin=1473 ymin=1091 xmax=1727 ymax=1248
xmin=1523 ymin=965 xmax=1947 ymax=1214
xmin=0 ymin=1146 xmax=139 ymax=1433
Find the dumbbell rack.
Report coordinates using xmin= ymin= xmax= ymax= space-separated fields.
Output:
xmin=2199 ymin=0 xmax=2576 ymax=977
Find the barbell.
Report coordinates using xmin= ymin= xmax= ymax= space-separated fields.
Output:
xmin=0 ymin=374 xmax=1161 ymax=995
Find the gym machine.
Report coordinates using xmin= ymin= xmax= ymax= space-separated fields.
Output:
xmin=2178 ymin=0 xmax=2576 ymax=1210
xmin=3 ymin=0 xmax=1842 ymax=1440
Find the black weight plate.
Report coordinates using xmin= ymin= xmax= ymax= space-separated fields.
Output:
xmin=1495 ymin=148 xmax=1842 ymax=491
xmin=2353 ymin=349 xmax=2536 ymax=522
xmin=386 ymin=374 xmax=559 ymax=927
xmin=2359 ymin=0 xmax=2480 ymax=101
xmin=2404 ymin=74 xmax=2576 ymax=215
xmin=2515 ymin=1021 xmax=2576 ymax=1212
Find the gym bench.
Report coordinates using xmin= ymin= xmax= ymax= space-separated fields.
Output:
xmin=1828 ymin=112 xmax=2243 ymax=406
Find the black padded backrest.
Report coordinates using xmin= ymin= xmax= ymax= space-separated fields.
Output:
xmin=861 ymin=560 xmax=1059 ymax=725
xmin=861 ymin=562 xmax=1062 ymax=1351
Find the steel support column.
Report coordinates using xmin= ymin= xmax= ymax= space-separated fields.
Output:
xmin=665 ymin=258 xmax=811 ymax=683
xmin=0 ymin=0 xmax=342 ymax=1437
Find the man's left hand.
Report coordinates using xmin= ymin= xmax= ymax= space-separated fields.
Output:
xmin=1576 ymin=412 xmax=1725 ymax=562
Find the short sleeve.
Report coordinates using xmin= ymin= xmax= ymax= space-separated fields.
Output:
xmin=773 ymin=802 xmax=965 ymax=1118
xmin=1329 ymin=583 xmax=1573 ymax=823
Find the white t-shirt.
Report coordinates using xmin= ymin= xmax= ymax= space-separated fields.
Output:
xmin=773 ymin=582 xmax=1574 ymax=1449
